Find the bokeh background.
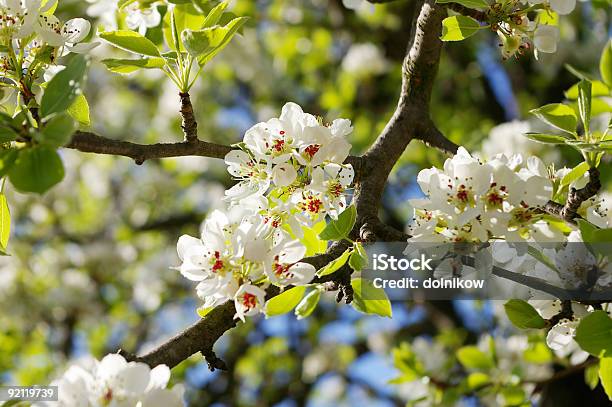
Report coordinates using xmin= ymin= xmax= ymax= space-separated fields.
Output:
xmin=1 ymin=0 xmax=610 ymax=405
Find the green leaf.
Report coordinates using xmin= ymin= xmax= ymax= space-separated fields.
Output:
xmin=436 ymin=0 xmax=488 ymax=7
xmin=8 ymin=147 xmax=65 ymax=194
xmin=265 ymin=286 xmax=306 ymax=317
xmin=196 ymin=305 xmax=213 ymax=318
xmin=523 ymin=342 xmax=553 ymax=364
xmin=440 ymin=16 xmax=481 ymax=42
xmin=524 ymin=132 xmax=570 ymax=144
xmin=100 ymin=30 xmax=161 ymax=57
xmin=181 ymin=16 xmax=249 ymax=66
xmin=38 ymin=113 xmax=77 ymax=148
xmin=575 ymin=311 xmax=612 ymax=357
xmin=560 ymin=161 xmax=589 ymax=189
xmin=578 ymin=80 xmax=592 ymax=135
xmin=316 ymin=248 xmax=351 ymax=277
xmin=0 ymin=149 xmax=18 ymax=178
xmin=351 ymin=278 xmax=392 ymax=318
xmin=600 ymin=357 xmax=612 ymax=401
xmin=67 ymin=94 xmax=91 ymax=127
xmin=102 ymin=57 xmax=166 ymax=74
xmin=300 ymin=220 xmax=327 ymax=256
xmin=501 ymin=387 xmax=526 ymax=406
xmin=504 ymin=299 xmax=546 ymax=329
xmin=466 ymin=372 xmax=490 ymax=390
xmin=0 ymin=125 xmax=18 ymax=143
xmin=456 ymin=346 xmax=494 ymax=370
xmin=40 ymin=55 xmax=89 ymax=118
xmin=203 ymin=0 xmax=229 ymax=27
xmin=0 ymin=194 xmax=9 ymax=250
xmin=585 ymin=361 xmax=600 ymax=390
xmin=565 ymin=80 xmax=610 ymax=99
xmin=530 ymin=103 xmax=578 ymax=135
xmin=527 ymin=245 xmax=559 ymax=273
xmin=294 ymin=288 xmax=321 ymax=320
xmin=163 ymin=4 xmax=205 ymax=51
xmin=319 ymin=205 xmax=356 ymax=241
xmin=600 ymin=39 xmax=612 ymax=87
xmin=349 ymin=242 xmax=368 ymax=271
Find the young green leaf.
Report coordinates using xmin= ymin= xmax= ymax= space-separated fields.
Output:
xmin=600 ymin=357 xmax=612 ymax=401
xmin=295 ymin=288 xmax=321 ymax=320
xmin=503 ymin=299 xmax=546 ymax=329
xmin=578 ymin=80 xmax=592 ymax=135
xmin=349 ymin=242 xmax=368 ymax=271
xmin=0 ymin=149 xmax=18 ymax=178
xmin=100 ymin=30 xmax=161 ymax=57
xmin=316 ymin=248 xmax=352 ymax=277
xmin=181 ymin=16 xmax=249 ymax=66
xmin=585 ymin=362 xmax=600 ymax=390
xmin=530 ymin=103 xmax=578 ymax=135
xmin=67 ymin=94 xmax=91 ymax=127
xmin=8 ymin=147 xmax=65 ymax=194
xmin=318 ymin=205 xmax=356 ymax=241
xmin=456 ymin=346 xmax=494 ymax=370
xmin=0 ymin=194 xmax=10 ymax=250
xmin=38 ymin=113 xmax=77 ymax=148
xmin=265 ymin=286 xmax=306 ymax=317
xmin=203 ymin=0 xmax=229 ymax=27
xmin=102 ymin=57 xmax=167 ymax=74
xmin=523 ymin=133 xmax=570 ymax=144
xmin=440 ymin=16 xmax=481 ymax=42
xmin=351 ymin=278 xmax=392 ymax=318
xmin=436 ymin=0 xmax=488 ymax=8
xmin=0 ymin=125 xmax=18 ymax=143
xmin=162 ymin=4 xmax=205 ymax=52
xmin=575 ymin=311 xmax=612 ymax=357
xmin=600 ymin=39 xmax=612 ymax=87
xmin=560 ymin=161 xmax=589 ymax=189
xmin=40 ymin=55 xmax=88 ymax=118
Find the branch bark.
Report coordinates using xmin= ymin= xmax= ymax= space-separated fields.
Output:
xmin=179 ymin=92 xmax=199 ymax=143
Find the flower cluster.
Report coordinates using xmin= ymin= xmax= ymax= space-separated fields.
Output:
xmin=0 ymin=0 xmax=97 ymax=100
xmin=35 ymin=354 xmax=184 ymax=407
xmin=493 ymin=0 xmax=576 ymax=59
xmin=177 ymin=103 xmax=355 ymax=320
xmin=408 ymin=147 xmax=555 ymax=244
xmin=225 ymin=102 xmax=354 ymax=223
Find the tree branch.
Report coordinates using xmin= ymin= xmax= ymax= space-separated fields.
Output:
xmin=179 ymin=92 xmax=199 ymax=143
xmin=445 ymin=2 xmax=488 ymax=22
xmin=66 ymin=131 xmax=232 ymax=165
xmin=542 ymin=167 xmax=601 ymax=224
xmin=354 ymin=0 xmax=448 ymax=225
xmin=65 ymin=131 xmax=363 ymax=169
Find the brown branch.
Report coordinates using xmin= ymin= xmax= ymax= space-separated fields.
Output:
xmin=66 ymin=131 xmax=232 ymax=165
xmin=561 ymin=167 xmax=601 ymax=222
xmin=445 ymin=2 xmax=488 ymax=22
xmin=66 ymin=131 xmax=364 ymax=169
xmin=354 ymin=0 xmax=447 ymax=228
xmin=179 ymin=92 xmax=199 ymax=143
xmin=543 ymin=167 xmax=601 ymax=224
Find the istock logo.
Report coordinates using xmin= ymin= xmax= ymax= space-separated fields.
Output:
xmin=372 ymin=254 xmax=433 ymax=271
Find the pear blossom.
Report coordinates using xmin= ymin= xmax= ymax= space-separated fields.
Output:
xmin=533 ymin=25 xmax=559 ymax=54
xmin=234 ymin=283 xmax=266 ymax=321
xmin=34 ymin=354 xmax=184 ymax=407
xmin=408 ymin=148 xmax=555 ymax=244
xmin=264 ymin=234 xmax=316 ymax=286
xmin=125 ymin=2 xmax=161 ymax=35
